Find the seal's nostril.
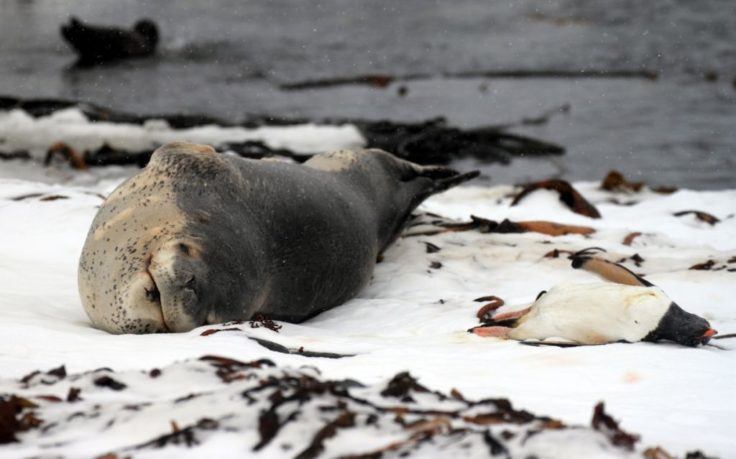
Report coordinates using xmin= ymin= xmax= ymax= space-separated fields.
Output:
xmin=144 ymin=285 xmax=160 ymax=303
xmin=179 ymin=243 xmax=190 ymax=255
xmin=185 ymin=275 xmax=195 ymax=288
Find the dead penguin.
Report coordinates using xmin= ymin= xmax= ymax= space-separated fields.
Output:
xmin=472 ymin=248 xmax=716 ymax=347
xmin=78 ymin=142 xmax=478 ymax=334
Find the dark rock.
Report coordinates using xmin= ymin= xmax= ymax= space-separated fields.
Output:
xmin=61 ymin=17 xmax=159 ymax=66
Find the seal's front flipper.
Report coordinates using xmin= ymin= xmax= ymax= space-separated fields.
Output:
xmin=570 ymin=248 xmax=653 ymax=287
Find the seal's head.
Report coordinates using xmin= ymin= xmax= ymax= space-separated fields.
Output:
xmin=78 ymin=142 xmax=266 ymax=334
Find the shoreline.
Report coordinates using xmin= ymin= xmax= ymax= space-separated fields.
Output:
xmin=2 ymin=97 xmax=732 ymax=193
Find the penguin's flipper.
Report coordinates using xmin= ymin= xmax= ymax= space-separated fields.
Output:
xmin=570 ymin=249 xmax=654 ymax=287
xmin=475 ymin=296 xmax=505 ymax=320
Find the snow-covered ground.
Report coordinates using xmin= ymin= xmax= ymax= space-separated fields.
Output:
xmin=0 ymin=108 xmax=364 ymax=160
xmin=0 ymin=112 xmax=735 ymax=457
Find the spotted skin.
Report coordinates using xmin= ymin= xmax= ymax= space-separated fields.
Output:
xmin=79 ymin=143 xmax=207 ymax=333
xmin=79 ymin=142 xmax=478 ymax=334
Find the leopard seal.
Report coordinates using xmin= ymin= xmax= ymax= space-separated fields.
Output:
xmin=78 ymin=142 xmax=478 ymax=334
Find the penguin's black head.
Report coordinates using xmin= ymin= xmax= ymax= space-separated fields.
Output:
xmin=644 ymin=303 xmax=716 ymax=347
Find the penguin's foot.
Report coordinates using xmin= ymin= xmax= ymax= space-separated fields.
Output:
xmin=491 ymin=307 xmax=531 ymax=323
xmin=474 ymin=295 xmax=505 ymax=320
xmin=473 ymin=294 xmax=529 ymax=328
xmin=470 ymin=325 xmax=512 ymax=338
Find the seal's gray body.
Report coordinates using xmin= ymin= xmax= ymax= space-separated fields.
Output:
xmin=79 ymin=142 xmax=477 ymax=334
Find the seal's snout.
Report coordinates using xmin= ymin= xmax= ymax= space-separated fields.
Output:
xmin=111 ymin=270 xmax=169 ymax=334
xmin=148 ymin=239 xmax=205 ymax=333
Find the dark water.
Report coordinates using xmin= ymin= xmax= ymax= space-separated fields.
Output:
xmin=1 ymin=0 xmax=735 ymax=189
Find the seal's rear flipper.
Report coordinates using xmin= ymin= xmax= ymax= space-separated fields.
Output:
xmin=420 ymin=167 xmax=481 ymax=192
xmin=570 ymin=248 xmax=653 ymax=287
xmin=409 ymin=167 xmax=480 ymax=206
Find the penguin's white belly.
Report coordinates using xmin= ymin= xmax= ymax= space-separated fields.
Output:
xmin=509 ymin=283 xmax=671 ymax=344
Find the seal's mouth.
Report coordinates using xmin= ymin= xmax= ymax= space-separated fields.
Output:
xmin=144 ymin=242 xmax=203 ymax=333
xmin=144 ymin=263 xmax=170 ymax=332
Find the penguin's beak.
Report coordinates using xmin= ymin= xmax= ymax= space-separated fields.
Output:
xmin=702 ymin=328 xmax=717 ymax=342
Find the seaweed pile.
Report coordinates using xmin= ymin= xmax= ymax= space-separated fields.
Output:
xmin=0 ymin=356 xmax=707 ymax=458
xmin=0 ymin=96 xmax=563 ymax=168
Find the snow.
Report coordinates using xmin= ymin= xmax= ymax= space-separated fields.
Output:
xmin=0 ymin=108 xmax=365 ymax=158
xmin=0 ymin=115 xmax=735 ymax=456
xmin=0 ymin=357 xmax=647 ymax=458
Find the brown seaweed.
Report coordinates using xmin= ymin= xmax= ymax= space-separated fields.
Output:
xmin=601 ymin=170 xmax=644 ymax=193
xmin=673 ymin=210 xmax=720 ymax=226
xmin=0 ymin=396 xmax=43 ymax=444
xmin=93 ymin=376 xmax=127 ymax=391
xmin=511 ymin=179 xmax=601 ymax=219
xmin=622 ymin=232 xmax=643 ymax=246
xmin=249 ymin=315 xmax=283 ymax=332
xmin=591 ymin=402 xmax=639 ymax=450
xmin=405 ymin=215 xmax=594 ymax=238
